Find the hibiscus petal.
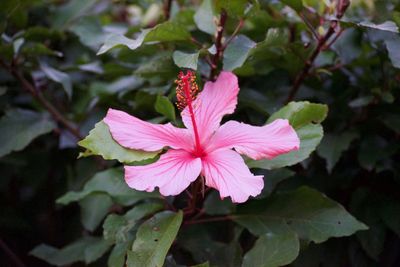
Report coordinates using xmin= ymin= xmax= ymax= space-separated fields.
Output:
xmin=206 ymin=119 xmax=300 ymax=160
xmin=182 ymin=71 xmax=239 ymax=142
xmin=104 ymin=108 xmax=193 ymax=152
xmin=125 ymin=149 xmax=202 ymax=196
xmin=202 ymin=149 xmax=264 ymax=203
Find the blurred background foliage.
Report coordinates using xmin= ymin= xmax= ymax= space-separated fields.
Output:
xmin=0 ymin=0 xmax=400 ymax=266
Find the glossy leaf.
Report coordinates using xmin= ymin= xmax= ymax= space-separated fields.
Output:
xmin=40 ymin=62 xmax=72 ymax=99
xmin=79 ymin=193 xmax=113 ymax=231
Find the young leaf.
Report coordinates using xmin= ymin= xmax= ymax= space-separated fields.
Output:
xmin=235 ymin=186 xmax=368 ymax=243
xmin=78 ymin=121 xmax=158 ymax=164
xmin=0 ymin=109 xmax=56 ymax=157
xmin=127 ymin=211 xmax=183 ymax=267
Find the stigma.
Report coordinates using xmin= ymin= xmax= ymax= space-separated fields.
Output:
xmin=175 ymin=70 xmax=199 ymax=110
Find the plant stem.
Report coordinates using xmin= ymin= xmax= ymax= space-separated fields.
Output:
xmin=163 ymin=0 xmax=172 ymax=20
xmin=285 ymin=0 xmax=349 ymax=103
xmin=209 ymin=10 xmax=227 ymax=80
xmin=0 ymin=238 xmax=26 ymax=267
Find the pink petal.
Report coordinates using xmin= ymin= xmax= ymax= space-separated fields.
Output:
xmin=206 ymin=119 xmax=300 ymax=160
xmin=125 ymin=149 xmax=202 ymax=196
xmin=182 ymin=71 xmax=239 ymax=142
xmin=104 ymin=108 xmax=193 ymax=152
xmin=202 ymin=149 xmax=264 ymax=203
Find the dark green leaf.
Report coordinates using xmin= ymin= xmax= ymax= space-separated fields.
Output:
xmin=317 ymin=132 xmax=358 ymax=173
xmin=30 ymin=237 xmax=111 ymax=266
xmin=281 ymin=0 xmax=303 ymax=11
xmin=78 ymin=121 xmax=158 ymax=164
xmin=97 ymin=30 xmax=149 ymax=55
xmin=40 ymin=61 xmax=72 ymax=99
xmin=0 ymin=109 xmax=56 ymax=157
xmin=235 ymin=186 xmax=368 ymax=243
xmin=108 ymin=242 xmax=130 ymax=267
xmin=127 ymin=211 xmax=183 ymax=267
xmin=79 ymin=193 xmax=113 ymax=231
xmin=203 ymin=191 xmax=236 ymax=215
xmin=144 ymin=21 xmax=191 ymax=42
xmin=155 ymin=95 xmax=176 ymax=121
xmin=57 ymin=168 xmax=160 ymax=206
xmin=242 ymin=229 xmax=300 ymax=267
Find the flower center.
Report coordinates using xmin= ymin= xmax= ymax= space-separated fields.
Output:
xmin=175 ymin=71 xmax=203 ymax=157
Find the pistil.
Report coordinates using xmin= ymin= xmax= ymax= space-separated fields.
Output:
xmin=175 ymin=71 xmax=203 ymax=157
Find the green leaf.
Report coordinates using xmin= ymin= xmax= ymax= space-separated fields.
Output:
xmin=108 ymin=242 xmax=131 ymax=267
xmin=0 ymin=109 xmax=56 ymax=157
xmin=127 ymin=211 xmax=183 ymax=267
xmin=203 ymin=191 xmax=236 ymax=215
xmin=235 ymin=186 xmax=368 ymax=243
xmin=57 ymin=168 xmax=160 ymax=206
xmin=247 ymin=124 xmax=324 ymax=169
xmin=267 ymin=101 xmax=328 ymax=129
xmin=259 ymin=169 xmax=295 ymax=198
xmin=103 ymin=202 xmax=164 ymax=244
xmin=317 ymin=132 xmax=358 ymax=173
xmin=97 ymin=30 xmax=149 ymax=55
xmin=144 ymin=21 xmax=191 ymax=42
xmin=69 ymin=16 xmax=107 ymax=49
xmin=280 ymin=0 xmax=303 ymax=11
xmin=51 ymin=0 xmax=98 ymax=28
xmin=155 ymin=95 xmax=176 ymax=121
xmin=79 ymin=193 xmax=113 ymax=231
xmin=78 ymin=121 xmax=158 ymax=164
xmin=192 ymin=262 xmax=210 ymax=267
xmin=172 ymin=50 xmax=200 ymax=70
xmin=215 ymin=0 xmax=248 ymax=17
xmin=242 ymin=229 xmax=300 ymax=267
xmin=40 ymin=61 xmax=73 ymax=99
xmin=384 ymin=34 xmax=400 ymax=69
xmin=194 ymin=0 xmax=216 ymax=35
xmin=30 ymin=237 xmax=111 ymax=266
xmin=223 ymin=35 xmax=256 ymax=71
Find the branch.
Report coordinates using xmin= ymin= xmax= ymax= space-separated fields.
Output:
xmin=163 ymin=0 xmax=172 ymax=20
xmin=209 ymin=10 xmax=228 ymax=80
xmin=0 ymin=60 xmax=83 ymax=140
xmin=284 ymin=1 xmax=349 ymax=103
xmin=0 ymin=238 xmax=26 ymax=267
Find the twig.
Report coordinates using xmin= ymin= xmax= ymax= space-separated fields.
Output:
xmin=0 ymin=238 xmax=26 ymax=267
xmin=209 ymin=10 xmax=228 ymax=80
xmin=163 ymin=0 xmax=172 ymax=20
xmin=298 ymin=12 xmax=319 ymax=40
xmin=285 ymin=0 xmax=349 ymax=103
xmin=0 ymin=60 xmax=83 ymax=140
xmin=222 ymin=18 xmax=245 ymax=50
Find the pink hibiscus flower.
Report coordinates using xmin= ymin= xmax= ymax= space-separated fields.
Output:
xmin=104 ymin=71 xmax=299 ymax=203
